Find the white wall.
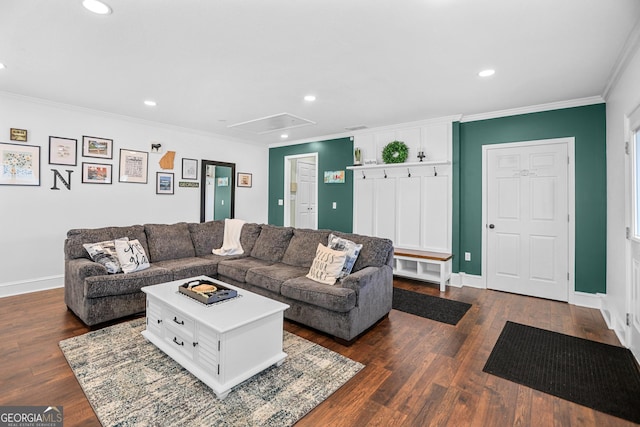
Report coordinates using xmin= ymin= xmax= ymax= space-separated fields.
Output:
xmin=604 ymin=38 xmax=640 ymax=339
xmin=0 ymin=93 xmax=268 ymax=296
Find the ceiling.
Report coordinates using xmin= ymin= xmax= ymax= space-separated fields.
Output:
xmin=1 ymin=0 xmax=639 ymax=145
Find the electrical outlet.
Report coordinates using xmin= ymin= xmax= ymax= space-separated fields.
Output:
xmin=464 ymin=252 xmax=471 ymax=261
xmin=278 ymin=199 xmax=283 ymax=206
xmin=332 ymin=202 xmax=337 ymax=209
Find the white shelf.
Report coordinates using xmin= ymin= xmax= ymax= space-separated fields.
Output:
xmin=346 ymin=160 xmax=450 ymax=171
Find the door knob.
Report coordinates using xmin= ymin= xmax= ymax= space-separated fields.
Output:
xmin=489 ymin=224 xmax=495 ymax=229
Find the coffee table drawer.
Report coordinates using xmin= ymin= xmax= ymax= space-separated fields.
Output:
xmin=163 ymin=307 xmax=195 ymax=339
xmin=164 ymin=327 xmax=195 ymax=360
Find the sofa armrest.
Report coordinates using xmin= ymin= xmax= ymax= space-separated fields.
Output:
xmin=341 ymin=265 xmax=393 ymax=295
xmin=64 ymin=258 xmax=107 ymax=307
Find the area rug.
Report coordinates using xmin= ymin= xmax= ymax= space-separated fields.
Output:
xmin=59 ymin=318 xmax=363 ymax=427
xmin=483 ymin=321 xmax=640 ymax=424
xmin=392 ymin=287 xmax=471 ymax=325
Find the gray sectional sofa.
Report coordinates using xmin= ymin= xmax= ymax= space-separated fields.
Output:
xmin=64 ymin=221 xmax=394 ymax=342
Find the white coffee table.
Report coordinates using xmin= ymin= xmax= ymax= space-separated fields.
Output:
xmin=141 ymin=276 xmax=289 ymax=400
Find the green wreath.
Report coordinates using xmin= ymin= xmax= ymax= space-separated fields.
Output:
xmin=382 ymin=140 xmax=408 ymax=164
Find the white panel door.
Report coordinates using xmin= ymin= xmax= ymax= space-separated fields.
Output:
xmin=487 ymin=142 xmax=569 ymax=301
xmin=296 ymin=161 xmax=317 ymax=229
xmin=374 ymin=178 xmax=396 ymax=241
xmin=627 ymin=108 xmax=640 ymax=361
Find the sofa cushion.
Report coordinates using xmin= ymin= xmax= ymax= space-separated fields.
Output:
xmin=251 ymin=225 xmax=294 ymax=262
xmin=115 ymin=238 xmax=150 ymax=273
xmin=333 ymin=232 xmax=393 ymax=272
xmin=84 ymin=265 xmax=173 ymax=298
xmin=240 ymin=223 xmax=262 ymax=254
xmin=281 ymin=228 xmax=331 ymax=267
xmin=66 ymin=225 xmax=148 ymax=260
xmin=188 ymin=221 xmax=225 ymax=257
xmin=306 ymin=243 xmax=347 ymax=285
xmin=281 ymin=276 xmax=356 ymax=313
xmin=83 ymin=238 xmax=127 ymax=274
xmin=145 ymin=223 xmax=195 ymax=262
xmin=218 ymin=258 xmax=274 ymax=283
xmin=245 ymin=263 xmax=308 ymax=294
xmin=328 ymin=233 xmax=363 ymax=278
xmin=154 ymin=257 xmax=219 ymax=280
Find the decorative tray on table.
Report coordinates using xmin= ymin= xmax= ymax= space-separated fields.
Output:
xmin=178 ymin=279 xmax=238 ymax=305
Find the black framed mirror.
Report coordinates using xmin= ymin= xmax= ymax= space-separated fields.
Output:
xmin=200 ymin=160 xmax=236 ymax=222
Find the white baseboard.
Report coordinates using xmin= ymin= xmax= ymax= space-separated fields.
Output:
xmin=599 ymin=294 xmax=628 ymax=347
xmin=569 ymin=291 xmax=602 ymax=310
xmin=451 ymin=272 xmax=485 ymax=289
xmin=0 ymin=275 xmax=64 ymax=298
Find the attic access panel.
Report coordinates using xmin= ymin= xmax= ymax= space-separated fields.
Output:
xmin=228 ymin=113 xmax=316 ymax=134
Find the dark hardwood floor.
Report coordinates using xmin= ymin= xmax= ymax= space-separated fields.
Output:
xmin=0 ymin=279 xmax=635 ymax=426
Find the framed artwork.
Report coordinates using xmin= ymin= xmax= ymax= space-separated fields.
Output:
xmin=83 ymin=135 xmax=113 ymax=159
xmin=217 ymin=177 xmax=229 ymax=187
xmin=0 ymin=142 xmax=40 ymax=186
xmin=10 ymin=128 xmax=28 ymax=142
xmin=49 ymin=136 xmax=78 ymax=166
xmin=324 ymin=170 xmax=345 ymax=184
xmin=182 ymin=158 xmax=198 ymax=180
xmin=119 ymin=149 xmax=148 ymax=183
xmin=156 ymin=172 xmax=174 ymax=194
xmin=82 ymin=162 xmax=112 ymax=184
xmin=237 ymin=172 xmax=252 ymax=188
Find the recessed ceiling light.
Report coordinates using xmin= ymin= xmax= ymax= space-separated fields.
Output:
xmin=304 ymin=95 xmax=316 ymax=102
xmin=478 ymin=69 xmax=495 ymax=77
xmin=82 ymin=0 xmax=112 ymax=15
xmin=144 ymin=100 xmax=157 ymax=107
xmin=281 ymin=134 xmax=289 ymax=139
xmin=0 ymin=63 xmax=6 ymax=70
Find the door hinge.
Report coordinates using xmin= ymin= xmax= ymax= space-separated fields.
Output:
xmin=625 ymin=141 xmax=630 ymax=155
xmin=567 ymin=272 xmax=570 ymax=281
xmin=567 ymin=214 xmax=570 ymax=222
xmin=627 ymin=227 xmax=631 ymax=239
xmin=627 ymin=313 xmax=631 ymax=326
xmin=567 ymin=156 xmax=570 ymax=164
xmin=217 ymin=364 xmax=220 ymax=375
xmin=218 ymin=340 xmax=221 ymax=351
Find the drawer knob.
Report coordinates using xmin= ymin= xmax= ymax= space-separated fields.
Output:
xmin=173 ymin=316 xmax=184 ymax=325
xmin=173 ymin=337 xmax=184 ymax=346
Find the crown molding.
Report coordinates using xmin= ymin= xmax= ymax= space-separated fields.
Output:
xmin=459 ymin=96 xmax=605 ymax=123
xmin=603 ymin=18 xmax=640 ymax=100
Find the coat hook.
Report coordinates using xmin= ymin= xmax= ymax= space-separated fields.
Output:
xmin=407 ymin=168 xmax=411 ymax=178
xmin=384 ymin=169 xmax=387 ymax=178
xmin=362 ymin=170 xmax=366 ymax=180
xmin=434 ymin=166 xmax=438 ymax=176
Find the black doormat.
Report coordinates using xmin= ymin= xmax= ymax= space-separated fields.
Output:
xmin=483 ymin=321 xmax=640 ymax=424
xmin=392 ymin=287 xmax=471 ymax=325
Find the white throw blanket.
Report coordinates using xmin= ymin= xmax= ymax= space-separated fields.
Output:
xmin=212 ymin=218 xmax=246 ymax=255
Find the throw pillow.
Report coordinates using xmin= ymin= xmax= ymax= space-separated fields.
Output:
xmin=115 ymin=238 xmax=150 ymax=274
xmin=83 ymin=238 xmax=128 ymax=274
xmin=306 ymin=243 xmax=347 ymax=285
xmin=328 ymin=233 xmax=363 ymax=278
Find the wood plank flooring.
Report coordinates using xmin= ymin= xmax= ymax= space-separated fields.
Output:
xmin=0 ymin=278 xmax=635 ymax=426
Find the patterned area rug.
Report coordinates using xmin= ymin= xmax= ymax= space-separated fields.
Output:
xmin=59 ymin=318 xmax=363 ymax=426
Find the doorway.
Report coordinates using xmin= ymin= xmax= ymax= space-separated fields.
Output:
xmin=626 ymin=104 xmax=640 ymax=360
xmin=200 ymin=160 xmax=235 ymax=222
xmin=284 ymin=153 xmax=318 ymax=229
xmin=483 ymin=138 xmax=574 ymax=302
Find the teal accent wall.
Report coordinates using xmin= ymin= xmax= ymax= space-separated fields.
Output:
xmin=213 ymin=167 xmax=232 ymax=220
xmin=455 ymin=103 xmax=606 ymax=293
xmin=268 ymin=137 xmax=354 ymax=231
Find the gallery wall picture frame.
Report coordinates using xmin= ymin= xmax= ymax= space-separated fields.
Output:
xmin=119 ymin=149 xmax=148 ymax=184
xmin=10 ymin=128 xmax=28 ymax=142
xmin=156 ymin=172 xmax=174 ymax=194
xmin=0 ymin=142 xmax=40 ymax=186
xmin=217 ymin=177 xmax=229 ymax=187
xmin=82 ymin=135 xmax=113 ymax=159
xmin=49 ymin=136 xmax=78 ymax=166
xmin=82 ymin=162 xmax=112 ymax=184
xmin=237 ymin=172 xmax=252 ymax=188
xmin=182 ymin=158 xmax=198 ymax=180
